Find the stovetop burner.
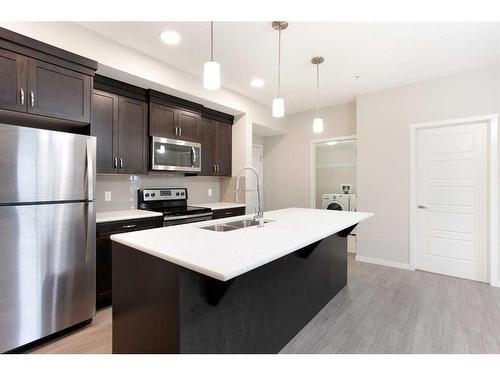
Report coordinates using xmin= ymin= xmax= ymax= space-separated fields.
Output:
xmin=137 ymin=188 xmax=211 ymax=218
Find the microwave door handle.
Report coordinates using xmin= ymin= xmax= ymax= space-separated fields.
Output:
xmin=191 ymin=146 xmax=196 ymax=166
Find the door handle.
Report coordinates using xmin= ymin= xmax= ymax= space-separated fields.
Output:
xmin=417 ymin=204 xmax=427 ymax=209
xmin=20 ymin=88 xmax=25 ymax=106
xmin=191 ymin=146 xmax=196 ymax=166
xmin=83 ymin=202 xmax=92 ymax=264
xmin=114 ymin=157 xmax=118 ymax=169
xmin=216 ymin=164 xmax=220 ymax=173
xmin=122 ymin=224 xmax=137 ymax=229
xmin=175 ymin=127 xmax=178 ymax=136
xmin=213 ymin=164 xmax=216 ymax=173
xmin=86 ymin=138 xmax=95 ymax=201
xmin=179 ymin=127 xmax=182 ymax=136
xmin=30 ymin=90 xmax=35 ymax=108
xmin=120 ymin=158 xmax=123 ymax=169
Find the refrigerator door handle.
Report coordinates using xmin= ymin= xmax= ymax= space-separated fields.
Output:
xmin=83 ymin=203 xmax=92 ymax=264
xmin=86 ymin=138 xmax=95 ymax=201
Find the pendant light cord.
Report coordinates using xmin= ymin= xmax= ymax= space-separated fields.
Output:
xmin=316 ymin=63 xmax=320 ymax=116
xmin=277 ymin=28 xmax=281 ymax=98
xmin=210 ymin=21 xmax=214 ymax=61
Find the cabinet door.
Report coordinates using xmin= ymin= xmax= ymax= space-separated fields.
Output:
xmin=149 ymin=102 xmax=176 ymax=138
xmin=177 ymin=109 xmax=200 ymax=142
xmin=91 ymin=90 xmax=118 ymax=174
xmin=216 ymin=122 xmax=232 ymax=176
xmin=27 ymin=59 xmax=91 ymax=123
xmin=0 ymin=49 xmax=27 ymax=112
xmin=96 ymin=237 xmax=112 ymax=309
xmin=117 ymin=97 xmax=148 ymax=174
xmin=200 ymin=118 xmax=216 ymax=176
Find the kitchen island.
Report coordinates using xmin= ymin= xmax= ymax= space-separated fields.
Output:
xmin=111 ymin=207 xmax=372 ymax=353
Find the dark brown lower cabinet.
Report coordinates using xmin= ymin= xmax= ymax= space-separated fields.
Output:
xmin=96 ymin=216 xmax=163 ymax=309
xmin=211 ymin=206 xmax=246 ymax=220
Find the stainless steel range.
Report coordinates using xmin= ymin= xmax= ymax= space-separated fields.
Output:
xmin=137 ymin=188 xmax=212 ymax=226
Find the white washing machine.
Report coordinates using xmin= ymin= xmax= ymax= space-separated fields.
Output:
xmin=322 ymin=193 xmax=358 ymax=253
xmin=322 ymin=193 xmax=350 ymax=211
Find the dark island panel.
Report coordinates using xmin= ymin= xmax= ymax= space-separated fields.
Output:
xmin=112 ymin=232 xmax=348 ymax=354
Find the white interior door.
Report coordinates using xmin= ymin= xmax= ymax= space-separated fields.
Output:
xmin=247 ymin=145 xmax=263 ymax=215
xmin=415 ymin=121 xmax=488 ymax=282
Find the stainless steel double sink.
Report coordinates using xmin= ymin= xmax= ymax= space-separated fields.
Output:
xmin=201 ymin=219 xmax=273 ymax=232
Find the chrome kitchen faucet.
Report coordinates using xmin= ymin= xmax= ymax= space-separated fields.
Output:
xmin=234 ymin=166 xmax=264 ymax=227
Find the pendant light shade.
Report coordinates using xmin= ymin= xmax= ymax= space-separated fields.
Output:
xmin=272 ymin=98 xmax=285 ymax=118
xmin=203 ymin=61 xmax=220 ymax=90
xmin=311 ymin=56 xmax=325 ymax=133
xmin=313 ymin=118 xmax=324 ymax=133
xmin=272 ymin=21 xmax=288 ymax=118
xmin=204 ymin=22 xmax=220 ymax=91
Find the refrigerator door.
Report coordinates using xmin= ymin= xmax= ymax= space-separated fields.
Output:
xmin=0 ymin=201 xmax=96 ymax=353
xmin=0 ymin=123 xmax=95 ymax=204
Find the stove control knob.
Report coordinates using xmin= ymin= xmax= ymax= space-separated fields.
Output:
xmin=151 ymin=193 xmax=156 ymax=197
xmin=176 ymin=192 xmax=180 ymax=196
xmin=181 ymin=192 xmax=185 ymax=196
xmin=145 ymin=193 xmax=150 ymax=197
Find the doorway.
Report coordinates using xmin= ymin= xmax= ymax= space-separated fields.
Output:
xmin=410 ymin=115 xmax=498 ymax=284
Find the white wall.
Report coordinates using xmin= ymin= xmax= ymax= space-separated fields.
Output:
xmin=356 ymin=65 xmax=500 ymax=269
xmin=264 ymin=103 xmax=357 ymax=210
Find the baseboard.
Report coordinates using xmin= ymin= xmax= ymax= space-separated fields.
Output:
xmin=355 ymin=255 xmax=412 ymax=270
xmin=490 ymin=280 xmax=500 ymax=288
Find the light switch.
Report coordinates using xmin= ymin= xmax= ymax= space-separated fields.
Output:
xmin=208 ymin=188 xmax=213 ymax=197
xmin=105 ymin=191 xmax=112 ymax=201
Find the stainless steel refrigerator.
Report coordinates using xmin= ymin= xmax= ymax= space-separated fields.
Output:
xmin=0 ymin=123 xmax=96 ymax=353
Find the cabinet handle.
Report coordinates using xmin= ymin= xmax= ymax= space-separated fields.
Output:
xmin=20 ymin=88 xmax=25 ymax=106
xmin=114 ymin=157 xmax=118 ymax=169
xmin=122 ymin=224 xmax=137 ymax=229
xmin=216 ymin=164 xmax=220 ymax=173
xmin=120 ymin=158 xmax=123 ymax=169
xmin=30 ymin=90 xmax=35 ymax=108
xmin=179 ymin=127 xmax=182 ymax=136
xmin=213 ymin=164 xmax=217 ymax=173
xmin=175 ymin=127 xmax=178 ymax=136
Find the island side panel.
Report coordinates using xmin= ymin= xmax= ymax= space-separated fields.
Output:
xmin=179 ymin=233 xmax=347 ymax=353
xmin=112 ymin=242 xmax=180 ymax=354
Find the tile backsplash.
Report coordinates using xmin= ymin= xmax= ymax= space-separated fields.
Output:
xmin=95 ymin=173 xmax=226 ymax=212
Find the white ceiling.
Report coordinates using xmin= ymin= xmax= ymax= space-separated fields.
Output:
xmin=79 ymin=22 xmax=500 ymax=114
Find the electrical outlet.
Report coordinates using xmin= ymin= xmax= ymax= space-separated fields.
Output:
xmin=208 ymin=188 xmax=213 ymax=197
xmin=104 ymin=191 xmax=112 ymax=201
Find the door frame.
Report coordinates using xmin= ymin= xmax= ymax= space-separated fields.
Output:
xmin=409 ymin=114 xmax=498 ymax=286
xmin=310 ymin=135 xmax=357 ymax=208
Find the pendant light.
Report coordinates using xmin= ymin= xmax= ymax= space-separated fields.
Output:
xmin=311 ymin=56 xmax=325 ymax=133
xmin=272 ymin=21 xmax=288 ymax=118
xmin=204 ymin=21 xmax=220 ymax=90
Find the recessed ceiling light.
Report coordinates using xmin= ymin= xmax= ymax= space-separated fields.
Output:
xmin=160 ymin=30 xmax=181 ymax=45
xmin=355 ymin=75 xmax=360 ymax=79
xmin=250 ymin=78 xmax=265 ymax=88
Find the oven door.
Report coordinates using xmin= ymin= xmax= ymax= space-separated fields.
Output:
xmin=151 ymin=137 xmax=201 ymax=172
xmin=163 ymin=213 xmax=213 ymax=227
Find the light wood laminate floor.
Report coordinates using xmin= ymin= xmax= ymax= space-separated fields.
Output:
xmin=28 ymin=255 xmax=500 ymax=354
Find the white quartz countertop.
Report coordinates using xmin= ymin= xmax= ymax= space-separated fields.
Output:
xmin=96 ymin=209 xmax=163 ymax=223
xmin=111 ymin=208 xmax=373 ymax=281
xmin=195 ymin=202 xmax=246 ymax=210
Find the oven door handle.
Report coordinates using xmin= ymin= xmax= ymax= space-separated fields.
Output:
xmin=163 ymin=213 xmax=212 ymax=221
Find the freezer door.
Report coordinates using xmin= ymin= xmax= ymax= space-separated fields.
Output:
xmin=0 ymin=123 xmax=95 ymax=204
xmin=0 ymin=202 xmax=96 ymax=353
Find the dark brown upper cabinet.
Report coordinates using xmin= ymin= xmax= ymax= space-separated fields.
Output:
xmin=0 ymin=28 xmax=97 ymax=128
xmin=200 ymin=117 xmax=232 ymax=177
xmin=91 ymin=76 xmax=148 ymax=175
xmin=148 ymin=90 xmax=202 ymax=143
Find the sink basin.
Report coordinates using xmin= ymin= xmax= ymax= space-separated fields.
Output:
xmin=200 ymin=219 xmax=273 ymax=232
xmin=225 ymin=219 xmax=273 ymax=228
xmin=201 ymin=224 xmax=240 ymax=232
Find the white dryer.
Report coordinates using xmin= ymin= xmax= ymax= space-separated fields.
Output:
xmin=322 ymin=193 xmax=350 ymax=211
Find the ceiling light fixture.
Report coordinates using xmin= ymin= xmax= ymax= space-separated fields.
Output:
xmin=203 ymin=21 xmax=221 ymax=90
xmin=250 ymin=78 xmax=265 ymax=88
xmin=160 ymin=30 xmax=181 ymax=45
xmin=311 ymin=56 xmax=325 ymax=133
xmin=271 ymin=21 xmax=288 ymax=118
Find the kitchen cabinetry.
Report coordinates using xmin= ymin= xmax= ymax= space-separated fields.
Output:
xmin=0 ymin=28 xmax=96 ymax=126
xmin=96 ymin=216 xmax=163 ymax=309
xmin=211 ymin=206 xmax=246 ymax=219
xmin=200 ymin=108 xmax=233 ymax=177
xmin=91 ymin=76 xmax=148 ymax=174
xmin=149 ymin=90 xmax=202 ymax=143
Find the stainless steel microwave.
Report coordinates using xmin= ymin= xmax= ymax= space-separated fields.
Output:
xmin=151 ymin=137 xmax=201 ymax=172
